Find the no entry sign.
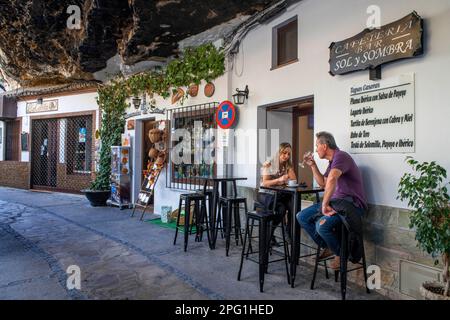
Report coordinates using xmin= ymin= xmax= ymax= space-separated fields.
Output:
xmin=215 ymin=100 xmax=236 ymax=129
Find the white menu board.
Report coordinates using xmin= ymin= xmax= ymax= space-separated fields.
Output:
xmin=349 ymin=73 xmax=415 ymax=154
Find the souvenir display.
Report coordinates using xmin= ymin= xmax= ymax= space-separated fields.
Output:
xmin=171 ymin=109 xmax=216 ymax=181
xmin=110 ymin=146 xmax=131 ymax=209
xmin=131 ymin=154 xmax=166 ymax=221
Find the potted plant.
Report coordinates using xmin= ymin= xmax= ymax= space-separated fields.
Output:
xmin=83 ymin=178 xmax=111 ymax=207
xmin=398 ymin=157 xmax=450 ymax=300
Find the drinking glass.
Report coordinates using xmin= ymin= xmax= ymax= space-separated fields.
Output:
xmin=298 ymin=151 xmax=313 ymax=168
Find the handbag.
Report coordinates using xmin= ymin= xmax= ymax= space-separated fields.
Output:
xmin=256 ymin=191 xmax=275 ymax=210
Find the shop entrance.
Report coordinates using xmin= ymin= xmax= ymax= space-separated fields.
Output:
xmin=263 ymin=96 xmax=314 ymax=186
xmin=142 ymin=119 xmax=157 ymax=179
xmin=31 ymin=115 xmax=94 ymax=193
xmin=292 ymin=99 xmax=314 ymax=186
xmin=141 ymin=118 xmax=157 ymax=203
xmin=31 ymin=119 xmax=58 ymax=188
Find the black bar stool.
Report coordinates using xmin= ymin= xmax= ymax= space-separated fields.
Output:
xmin=237 ymin=208 xmax=290 ymax=292
xmin=309 ymin=245 xmax=331 ymax=289
xmin=195 ymin=188 xmax=214 ymax=216
xmin=310 ymin=221 xmax=370 ymax=300
xmin=173 ymin=193 xmax=210 ymax=251
xmin=217 ymin=196 xmax=248 ymax=256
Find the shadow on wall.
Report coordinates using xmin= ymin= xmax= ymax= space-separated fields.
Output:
xmin=359 ymin=165 xmax=386 ymax=246
xmin=359 ymin=165 xmax=382 ymax=207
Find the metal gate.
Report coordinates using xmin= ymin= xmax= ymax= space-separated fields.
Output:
xmin=31 ymin=115 xmax=94 ymax=193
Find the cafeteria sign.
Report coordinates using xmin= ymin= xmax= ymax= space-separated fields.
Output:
xmin=26 ymin=99 xmax=58 ymax=114
xmin=329 ymin=12 xmax=423 ymax=76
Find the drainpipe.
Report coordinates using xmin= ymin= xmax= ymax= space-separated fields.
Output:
xmin=226 ymin=55 xmax=233 ymax=189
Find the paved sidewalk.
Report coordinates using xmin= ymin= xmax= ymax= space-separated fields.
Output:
xmin=0 ymin=187 xmax=386 ymax=300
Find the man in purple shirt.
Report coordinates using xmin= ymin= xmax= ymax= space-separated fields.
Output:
xmin=296 ymin=131 xmax=367 ymax=269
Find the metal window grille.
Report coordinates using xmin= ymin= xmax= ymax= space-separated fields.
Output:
xmin=31 ymin=115 xmax=93 ymax=193
xmin=166 ymin=102 xmax=218 ymax=191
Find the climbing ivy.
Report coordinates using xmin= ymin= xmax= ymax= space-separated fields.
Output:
xmin=90 ymin=79 xmax=127 ymax=190
xmin=126 ymin=43 xmax=225 ymax=98
xmin=90 ymin=43 xmax=225 ymax=190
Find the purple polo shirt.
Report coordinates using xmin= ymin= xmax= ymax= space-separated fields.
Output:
xmin=324 ymin=149 xmax=367 ymax=210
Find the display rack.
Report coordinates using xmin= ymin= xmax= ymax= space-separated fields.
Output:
xmin=131 ymin=160 xmax=164 ymax=220
xmin=109 ymin=146 xmax=132 ymax=209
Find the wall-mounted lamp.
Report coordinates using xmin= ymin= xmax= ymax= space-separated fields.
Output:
xmin=232 ymin=85 xmax=249 ymax=105
xmin=132 ymin=96 xmax=141 ymax=109
xmin=37 ymin=97 xmax=43 ymax=105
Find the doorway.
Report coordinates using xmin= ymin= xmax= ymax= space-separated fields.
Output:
xmin=263 ymin=96 xmax=314 ymax=186
xmin=31 ymin=118 xmax=58 ymax=188
xmin=31 ymin=115 xmax=94 ymax=192
xmin=292 ymin=100 xmax=314 ymax=186
xmin=142 ymin=119 xmax=157 ymax=179
xmin=140 ymin=118 xmax=157 ymax=203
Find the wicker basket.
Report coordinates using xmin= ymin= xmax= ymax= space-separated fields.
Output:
xmin=170 ymin=205 xmax=195 ymax=225
xmin=148 ymin=147 xmax=159 ymax=159
xmin=148 ymin=129 xmax=162 ymax=143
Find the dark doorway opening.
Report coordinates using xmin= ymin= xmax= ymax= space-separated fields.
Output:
xmin=31 ymin=119 xmax=58 ymax=188
xmin=264 ymin=96 xmax=314 ymax=186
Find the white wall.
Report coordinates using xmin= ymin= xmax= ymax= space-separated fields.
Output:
xmin=17 ymin=92 xmax=100 ymax=162
xmin=231 ymin=0 xmax=450 ymax=208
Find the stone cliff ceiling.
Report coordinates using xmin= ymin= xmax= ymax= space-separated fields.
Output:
xmin=0 ymin=0 xmax=284 ymax=87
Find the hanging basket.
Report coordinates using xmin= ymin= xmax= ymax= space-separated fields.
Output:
xmin=156 ymin=152 xmax=166 ymax=165
xmin=155 ymin=141 xmax=166 ymax=152
xmin=148 ymin=147 xmax=160 ymax=159
xmin=148 ymin=128 xmax=162 ymax=143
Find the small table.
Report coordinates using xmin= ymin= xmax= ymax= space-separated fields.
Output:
xmin=260 ymin=185 xmax=324 ymax=288
xmin=200 ymin=176 xmax=248 ymax=249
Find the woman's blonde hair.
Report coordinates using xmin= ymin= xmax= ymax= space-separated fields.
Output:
xmin=263 ymin=142 xmax=293 ymax=176
xmin=278 ymin=142 xmax=293 ymax=172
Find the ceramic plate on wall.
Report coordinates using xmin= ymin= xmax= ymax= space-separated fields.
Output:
xmin=204 ymin=82 xmax=215 ymax=97
xmin=188 ymin=84 xmax=199 ymax=97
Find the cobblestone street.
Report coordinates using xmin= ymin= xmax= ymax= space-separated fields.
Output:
xmin=0 ymin=187 xmax=385 ymax=300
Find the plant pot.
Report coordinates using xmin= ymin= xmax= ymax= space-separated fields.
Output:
xmin=420 ymin=282 xmax=450 ymax=300
xmin=82 ymin=189 xmax=111 ymax=207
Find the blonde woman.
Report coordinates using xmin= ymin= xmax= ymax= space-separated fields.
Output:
xmin=260 ymin=142 xmax=297 ymax=245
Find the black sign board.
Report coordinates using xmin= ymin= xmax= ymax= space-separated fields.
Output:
xmin=329 ymin=12 xmax=423 ymax=76
xmin=21 ymin=132 xmax=29 ymax=151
